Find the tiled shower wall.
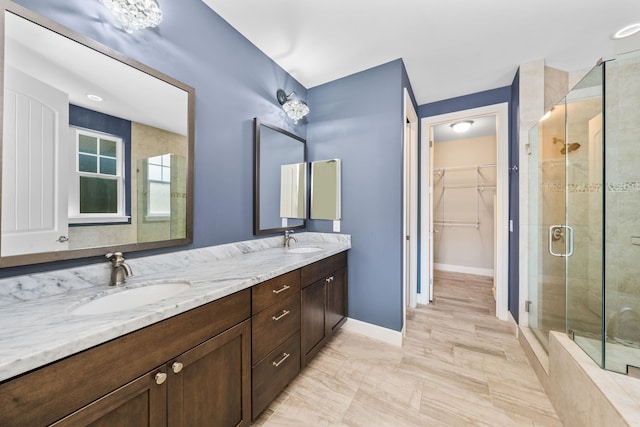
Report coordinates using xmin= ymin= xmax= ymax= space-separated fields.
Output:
xmin=603 ymin=51 xmax=640 ymax=371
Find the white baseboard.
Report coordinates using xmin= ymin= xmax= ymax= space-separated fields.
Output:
xmin=434 ymin=263 xmax=494 ymax=277
xmin=341 ymin=318 xmax=403 ymax=347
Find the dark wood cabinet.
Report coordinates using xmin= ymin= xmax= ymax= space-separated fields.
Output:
xmin=301 ymin=278 xmax=328 ymax=363
xmin=52 ymin=368 xmax=167 ymax=427
xmin=0 ymin=289 xmax=251 ymax=427
xmin=300 ymin=252 xmax=348 ymax=367
xmin=168 ymin=319 xmax=251 ymax=427
xmin=326 ymin=267 xmax=347 ymax=333
xmin=251 ymin=270 xmax=301 ymax=419
xmin=0 ymin=251 xmax=348 ymax=426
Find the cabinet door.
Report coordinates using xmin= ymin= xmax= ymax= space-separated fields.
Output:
xmin=326 ymin=267 xmax=347 ymax=333
xmin=301 ymin=279 xmax=327 ymax=366
xmin=51 ymin=369 xmax=167 ymax=427
xmin=168 ymin=319 xmax=251 ymax=427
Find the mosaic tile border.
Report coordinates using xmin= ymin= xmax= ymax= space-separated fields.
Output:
xmin=541 ymin=182 xmax=640 ymax=193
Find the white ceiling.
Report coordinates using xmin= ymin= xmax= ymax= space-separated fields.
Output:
xmin=202 ymin=0 xmax=640 ymax=105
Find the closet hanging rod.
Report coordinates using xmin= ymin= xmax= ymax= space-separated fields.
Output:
xmin=433 ymin=163 xmax=496 ymax=173
xmin=433 ymin=220 xmax=480 ymax=228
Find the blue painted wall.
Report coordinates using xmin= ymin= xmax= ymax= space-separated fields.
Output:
xmin=3 ymin=0 xmax=306 ymax=277
xmin=418 ymin=87 xmax=511 ymax=118
xmin=306 ymin=60 xmax=409 ymax=331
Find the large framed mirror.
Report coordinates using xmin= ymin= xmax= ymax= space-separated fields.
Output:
xmin=0 ymin=2 xmax=195 ymax=267
xmin=253 ymin=118 xmax=306 ymax=235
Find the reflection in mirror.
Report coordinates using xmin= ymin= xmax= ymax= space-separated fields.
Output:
xmin=280 ymin=163 xmax=307 ymax=220
xmin=254 ymin=118 xmax=306 ymax=235
xmin=0 ymin=5 xmax=194 ymax=266
xmin=311 ymin=159 xmax=341 ymax=220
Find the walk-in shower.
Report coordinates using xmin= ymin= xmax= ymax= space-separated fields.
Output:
xmin=527 ymin=49 xmax=640 ymax=376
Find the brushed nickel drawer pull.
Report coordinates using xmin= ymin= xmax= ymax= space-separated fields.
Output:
xmin=155 ymin=372 xmax=167 ymax=385
xmin=272 ymin=284 xmax=291 ymax=294
xmin=172 ymin=362 xmax=183 ymax=374
xmin=272 ymin=352 xmax=290 ymax=367
xmin=272 ymin=309 xmax=290 ymax=321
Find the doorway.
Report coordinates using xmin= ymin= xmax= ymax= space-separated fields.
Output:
xmin=420 ymin=103 xmax=510 ymax=321
xmin=403 ymin=88 xmax=418 ymax=336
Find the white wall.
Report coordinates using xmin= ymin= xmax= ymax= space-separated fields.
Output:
xmin=433 ymin=134 xmax=496 ymax=273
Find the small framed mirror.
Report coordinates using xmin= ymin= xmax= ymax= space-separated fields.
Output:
xmin=311 ymin=159 xmax=341 ymax=220
xmin=253 ymin=118 xmax=306 ymax=235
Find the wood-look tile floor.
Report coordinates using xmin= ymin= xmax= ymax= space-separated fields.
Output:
xmin=253 ymin=271 xmax=562 ymax=426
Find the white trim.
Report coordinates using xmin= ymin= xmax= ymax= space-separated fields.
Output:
xmin=416 ymin=293 xmax=430 ymax=305
xmin=433 ymin=263 xmax=494 ymax=277
xmin=402 ymin=88 xmax=419 ymax=336
xmin=341 ymin=317 xmax=403 ymax=347
xmin=420 ymin=102 xmax=510 ymax=321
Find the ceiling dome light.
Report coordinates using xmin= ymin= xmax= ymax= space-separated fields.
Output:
xmin=450 ymin=120 xmax=474 ymax=133
xmin=612 ymin=22 xmax=640 ymax=39
xmin=87 ymin=94 xmax=103 ymax=102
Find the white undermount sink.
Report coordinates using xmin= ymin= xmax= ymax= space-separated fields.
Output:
xmin=288 ymin=246 xmax=323 ymax=253
xmin=70 ymin=280 xmax=191 ymax=315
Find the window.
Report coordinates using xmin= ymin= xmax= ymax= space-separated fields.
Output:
xmin=69 ymin=128 xmax=128 ymax=224
xmin=146 ymin=154 xmax=171 ymax=218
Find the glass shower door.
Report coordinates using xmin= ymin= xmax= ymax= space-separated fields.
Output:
xmin=565 ymin=64 xmax=604 ymax=367
xmin=527 ymin=102 xmax=567 ymax=351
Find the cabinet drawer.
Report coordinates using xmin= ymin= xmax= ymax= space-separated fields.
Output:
xmin=300 ymin=251 xmax=347 ymax=288
xmin=252 ymin=270 xmax=300 ymax=314
xmin=252 ymin=292 xmax=300 ymax=364
xmin=252 ymin=333 xmax=300 ymax=419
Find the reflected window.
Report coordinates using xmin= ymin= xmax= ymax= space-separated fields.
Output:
xmin=69 ymin=128 xmax=128 ymax=223
xmin=147 ymin=154 xmax=171 ymax=218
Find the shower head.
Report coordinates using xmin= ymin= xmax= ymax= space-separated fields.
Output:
xmin=561 ymin=142 xmax=581 ymax=154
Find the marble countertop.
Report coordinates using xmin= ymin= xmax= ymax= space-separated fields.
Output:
xmin=0 ymin=233 xmax=350 ymax=382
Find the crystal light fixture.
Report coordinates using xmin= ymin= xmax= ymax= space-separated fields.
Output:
xmin=101 ymin=0 xmax=163 ymax=34
xmin=277 ymin=89 xmax=310 ymax=123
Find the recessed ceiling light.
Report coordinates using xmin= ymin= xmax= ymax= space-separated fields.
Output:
xmin=450 ymin=120 xmax=474 ymax=133
xmin=87 ymin=94 xmax=103 ymax=102
xmin=612 ymin=22 xmax=640 ymax=39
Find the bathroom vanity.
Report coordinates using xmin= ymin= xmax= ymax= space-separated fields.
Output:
xmin=0 ymin=234 xmax=349 ymax=426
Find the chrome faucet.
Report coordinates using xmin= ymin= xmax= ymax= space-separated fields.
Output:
xmin=106 ymin=252 xmax=133 ymax=286
xmin=284 ymin=230 xmax=298 ymax=248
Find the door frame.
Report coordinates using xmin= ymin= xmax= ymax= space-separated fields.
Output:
xmin=402 ymin=88 xmax=419 ymax=336
xmin=419 ymin=102 xmax=510 ymax=321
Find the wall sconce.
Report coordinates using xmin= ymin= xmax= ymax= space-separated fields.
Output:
xmin=450 ymin=120 xmax=474 ymax=133
xmin=101 ymin=0 xmax=163 ymax=33
xmin=277 ymin=89 xmax=310 ymax=123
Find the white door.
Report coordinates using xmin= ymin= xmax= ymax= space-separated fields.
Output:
xmin=418 ymin=125 xmax=435 ymax=303
xmin=2 ymin=67 xmax=69 ymax=256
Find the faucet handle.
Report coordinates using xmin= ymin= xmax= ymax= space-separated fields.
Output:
xmin=106 ymin=252 xmax=125 ymax=263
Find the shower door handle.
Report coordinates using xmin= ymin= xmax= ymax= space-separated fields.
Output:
xmin=565 ymin=225 xmax=574 ymax=257
xmin=548 ymin=225 xmax=574 ymax=257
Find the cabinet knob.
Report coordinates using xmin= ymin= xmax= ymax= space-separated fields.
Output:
xmin=155 ymin=372 xmax=167 ymax=385
xmin=325 ymin=276 xmax=334 ymax=283
xmin=272 ymin=309 xmax=290 ymax=321
xmin=172 ymin=361 xmax=184 ymax=374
